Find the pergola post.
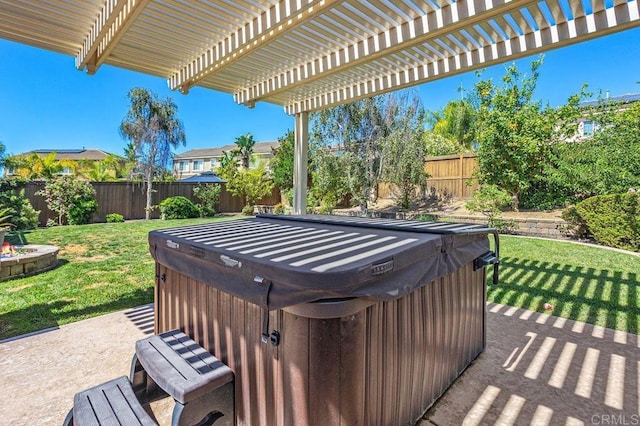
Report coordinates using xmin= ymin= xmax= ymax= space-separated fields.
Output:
xmin=293 ymin=111 xmax=309 ymax=215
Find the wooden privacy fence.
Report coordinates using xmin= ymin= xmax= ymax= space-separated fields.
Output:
xmin=378 ymin=153 xmax=479 ymax=200
xmin=21 ymin=181 xmax=280 ymax=226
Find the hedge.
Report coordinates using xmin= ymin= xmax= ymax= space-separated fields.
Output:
xmin=573 ymin=193 xmax=639 ymax=252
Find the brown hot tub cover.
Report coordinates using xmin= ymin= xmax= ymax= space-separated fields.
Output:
xmin=149 ymin=214 xmax=497 ymax=311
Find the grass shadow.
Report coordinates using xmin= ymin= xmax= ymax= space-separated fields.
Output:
xmin=489 ymin=256 xmax=640 ymax=334
xmin=0 ymin=286 xmax=153 ymax=341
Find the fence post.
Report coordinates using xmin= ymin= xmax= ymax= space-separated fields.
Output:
xmin=459 ymin=154 xmax=464 ymax=199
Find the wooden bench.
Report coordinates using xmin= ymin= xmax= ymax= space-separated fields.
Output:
xmin=131 ymin=329 xmax=235 ymax=426
xmin=63 ymin=376 xmax=156 ymax=425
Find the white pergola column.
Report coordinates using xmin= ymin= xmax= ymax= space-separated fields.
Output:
xmin=293 ymin=111 xmax=309 ymax=215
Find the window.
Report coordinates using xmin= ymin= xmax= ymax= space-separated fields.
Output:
xmin=192 ymin=160 xmax=204 ymax=172
xmin=210 ymin=158 xmax=219 ymax=170
xmin=59 ymin=167 xmax=72 ymax=175
xmin=177 ymin=161 xmax=188 ymax=172
xmin=583 ymin=120 xmax=594 ymax=137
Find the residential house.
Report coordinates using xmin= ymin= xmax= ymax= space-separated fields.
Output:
xmin=572 ymin=92 xmax=640 ymax=140
xmin=5 ymin=148 xmax=122 ymax=177
xmin=173 ymin=141 xmax=280 ymax=178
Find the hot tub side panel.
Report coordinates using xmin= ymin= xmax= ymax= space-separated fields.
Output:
xmin=155 ymin=261 xmax=486 ymax=426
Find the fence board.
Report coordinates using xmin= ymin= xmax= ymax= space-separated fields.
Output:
xmin=19 ymin=181 xmax=280 ymax=226
xmin=378 ymin=154 xmax=479 ymax=200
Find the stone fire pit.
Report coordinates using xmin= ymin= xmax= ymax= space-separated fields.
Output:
xmin=0 ymin=245 xmax=59 ymax=281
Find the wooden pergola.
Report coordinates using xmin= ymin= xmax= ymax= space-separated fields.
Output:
xmin=2 ymin=0 xmax=639 ymax=213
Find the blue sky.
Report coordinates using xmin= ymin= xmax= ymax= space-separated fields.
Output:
xmin=1 ymin=26 xmax=639 ymax=158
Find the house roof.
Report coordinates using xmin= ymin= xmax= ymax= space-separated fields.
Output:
xmin=1 ymin=1 xmax=638 ymax=115
xmin=579 ymin=93 xmax=640 ymax=108
xmin=20 ymin=149 xmax=117 ymax=161
xmin=174 ymin=141 xmax=280 ymax=160
xmin=180 ymin=171 xmax=225 ymax=183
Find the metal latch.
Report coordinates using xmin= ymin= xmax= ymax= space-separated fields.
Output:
xmin=474 ymin=251 xmax=500 ymax=285
xmin=474 ymin=251 xmax=498 ymax=270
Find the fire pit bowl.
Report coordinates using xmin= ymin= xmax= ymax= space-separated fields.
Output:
xmin=0 ymin=245 xmax=59 ymax=281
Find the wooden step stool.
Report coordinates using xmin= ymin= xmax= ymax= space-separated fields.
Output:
xmin=63 ymin=376 xmax=156 ymax=425
xmin=131 ymin=329 xmax=235 ymax=426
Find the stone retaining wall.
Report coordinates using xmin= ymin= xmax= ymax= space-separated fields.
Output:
xmin=254 ymin=206 xmax=574 ymax=240
xmin=430 ymin=214 xmax=573 ymax=239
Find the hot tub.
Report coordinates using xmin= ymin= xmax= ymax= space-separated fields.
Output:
xmin=149 ymin=214 xmax=499 ymax=425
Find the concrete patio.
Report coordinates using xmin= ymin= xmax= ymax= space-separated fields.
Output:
xmin=0 ymin=302 xmax=638 ymax=425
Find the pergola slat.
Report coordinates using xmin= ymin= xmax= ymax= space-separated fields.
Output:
xmin=1 ymin=0 xmax=639 ymax=114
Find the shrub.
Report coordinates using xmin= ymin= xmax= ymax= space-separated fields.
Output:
xmin=273 ymin=203 xmax=285 ymax=215
xmin=193 ymin=184 xmax=221 ymax=217
xmin=0 ymin=182 xmax=40 ymax=230
xmin=37 ymin=177 xmax=98 ymax=225
xmin=573 ymin=193 xmax=639 ymax=251
xmin=106 ymin=213 xmax=125 ymax=223
xmin=561 ymin=206 xmax=590 ymax=239
xmin=416 ymin=214 xmax=439 ymax=222
xmin=68 ymin=199 xmax=99 ymax=225
xmin=318 ymin=204 xmax=333 ymax=215
xmin=159 ymin=196 xmax=199 ymax=220
xmin=241 ymin=205 xmax=254 ymax=216
xmin=466 ymin=185 xmax=517 ymax=233
xmin=466 ymin=185 xmax=512 ymax=216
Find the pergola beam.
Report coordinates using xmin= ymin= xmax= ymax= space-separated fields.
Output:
xmin=283 ymin=0 xmax=640 ymax=114
xmin=234 ymin=0 xmax=540 ymax=107
xmin=285 ymin=0 xmax=640 ymax=115
xmin=76 ymin=0 xmax=151 ymax=75
xmin=168 ymin=0 xmax=339 ymax=95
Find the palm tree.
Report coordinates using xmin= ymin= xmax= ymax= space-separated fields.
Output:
xmin=234 ymin=133 xmax=255 ymax=169
xmin=119 ymin=88 xmax=186 ymax=219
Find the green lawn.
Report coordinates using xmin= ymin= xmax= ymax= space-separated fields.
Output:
xmin=490 ymin=236 xmax=640 ymax=335
xmin=1 ymin=223 xmax=638 ymax=340
xmin=0 ymin=216 xmax=238 ymax=339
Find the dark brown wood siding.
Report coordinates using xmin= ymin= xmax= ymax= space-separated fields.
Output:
xmin=155 ymin=261 xmax=486 ymax=426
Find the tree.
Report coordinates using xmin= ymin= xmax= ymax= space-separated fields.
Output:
xmin=234 ymin=133 xmax=256 ymax=169
xmin=5 ymin=152 xmax=70 ymax=180
xmin=270 ymin=130 xmax=295 ymax=195
xmin=217 ymin=151 xmax=238 ymax=180
xmin=473 ymin=57 xmax=579 ymax=210
xmin=381 ymin=95 xmax=427 ymax=209
xmin=308 ymin=142 xmax=348 ymax=210
xmin=550 ymin=100 xmax=640 ymax=201
xmin=426 ymin=99 xmax=476 ymax=151
xmin=225 ymin=166 xmax=274 ymax=213
xmin=311 ymin=90 xmax=423 ymax=209
xmin=119 ymin=88 xmax=186 ymax=219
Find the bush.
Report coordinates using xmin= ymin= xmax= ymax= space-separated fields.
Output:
xmin=466 ymin=185 xmax=512 ymax=216
xmin=466 ymin=185 xmax=517 ymax=233
xmin=0 ymin=180 xmax=40 ymax=230
xmin=68 ymin=199 xmax=99 ymax=225
xmin=193 ymin=184 xmax=221 ymax=217
xmin=561 ymin=206 xmax=590 ymax=239
xmin=159 ymin=196 xmax=199 ymax=220
xmin=106 ymin=213 xmax=125 ymax=223
xmin=241 ymin=205 xmax=254 ymax=216
xmin=273 ymin=203 xmax=286 ymax=215
xmin=37 ymin=177 xmax=98 ymax=225
xmin=573 ymin=193 xmax=639 ymax=251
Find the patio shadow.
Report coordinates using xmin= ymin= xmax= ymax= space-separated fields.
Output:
xmin=489 ymin=256 xmax=639 ymax=335
xmin=423 ymin=302 xmax=640 ymax=425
